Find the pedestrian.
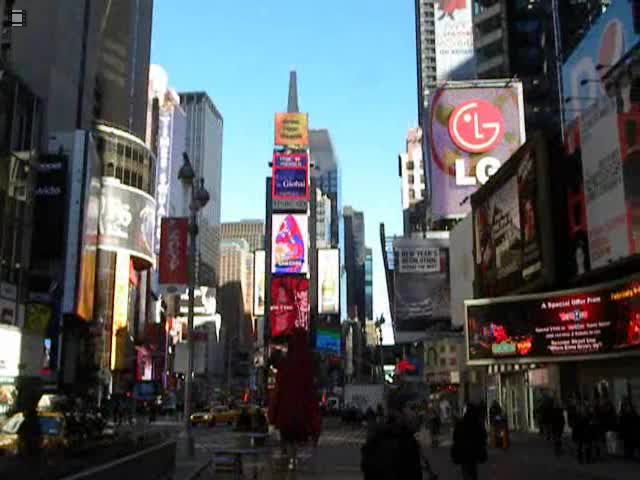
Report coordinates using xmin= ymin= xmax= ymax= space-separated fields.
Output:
xmin=618 ymin=398 xmax=639 ymax=459
xmin=375 ymin=403 xmax=385 ymax=423
xmin=428 ymin=408 xmax=442 ymax=448
xmin=550 ymin=398 xmax=566 ymax=456
xmin=269 ymin=328 xmax=321 ymax=471
xmin=361 ymin=391 xmax=437 ymax=480
xmin=451 ymin=403 xmax=488 ymax=480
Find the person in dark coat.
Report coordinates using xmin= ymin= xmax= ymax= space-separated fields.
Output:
xmin=269 ymin=329 xmax=321 ymax=470
xmin=361 ymin=392 xmax=434 ymax=480
xmin=619 ymin=399 xmax=639 ymax=459
xmin=451 ymin=403 xmax=488 ymax=480
xmin=550 ymin=399 xmax=566 ymax=456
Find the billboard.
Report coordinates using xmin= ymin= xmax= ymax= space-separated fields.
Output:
xmin=393 ymin=236 xmax=450 ymax=332
xmin=270 ymin=277 xmax=309 ymax=337
xmin=318 ymin=249 xmax=340 ymax=314
xmin=275 ymin=113 xmax=309 ymax=148
xmin=154 ymin=109 xmax=175 ymax=254
xmin=99 ymin=178 xmax=156 ymax=265
xmin=254 ymin=250 xmax=266 ymax=316
xmin=472 ymin=134 xmax=555 ymax=298
xmin=272 ymin=152 xmax=310 ymax=202
xmin=316 ymin=328 xmax=341 ymax=354
xmin=271 ymin=214 xmax=308 ymax=275
xmin=428 ymin=82 xmax=526 ymax=219
xmin=579 ymin=98 xmax=640 ymax=269
xmin=158 ymin=217 xmax=189 ymax=291
xmin=466 ymin=275 xmax=640 ymax=365
xmin=111 ymin=252 xmax=130 ymax=370
xmin=433 ymin=0 xmax=475 ymax=82
xmin=562 ymin=0 xmax=640 ymax=125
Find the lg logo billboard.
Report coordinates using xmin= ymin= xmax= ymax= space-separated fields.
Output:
xmin=448 ymin=99 xmax=505 ymax=186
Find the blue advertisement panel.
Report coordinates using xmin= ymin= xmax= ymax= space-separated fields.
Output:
xmin=316 ymin=328 xmax=341 ymax=354
xmin=563 ymin=0 xmax=640 ymax=125
xmin=273 ymin=169 xmax=307 ymax=199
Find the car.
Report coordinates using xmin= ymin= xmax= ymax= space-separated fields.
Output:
xmin=190 ymin=405 xmax=240 ymax=427
xmin=0 ymin=411 xmax=69 ymax=456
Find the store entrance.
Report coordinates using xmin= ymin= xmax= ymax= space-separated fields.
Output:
xmin=501 ymin=372 xmax=528 ymax=432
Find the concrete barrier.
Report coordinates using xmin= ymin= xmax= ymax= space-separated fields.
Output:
xmin=60 ymin=439 xmax=177 ymax=480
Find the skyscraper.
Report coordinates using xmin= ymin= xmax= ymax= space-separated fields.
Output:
xmin=399 ymin=127 xmax=428 ymax=235
xmin=343 ymin=206 xmax=366 ymax=325
xmin=220 ymin=220 xmax=265 ymax=252
xmin=180 ymin=92 xmax=224 ymax=288
xmin=415 ymin=0 xmax=438 ymax=125
xmin=365 ymin=247 xmax=373 ymax=322
xmin=310 ymin=129 xmax=340 ymax=247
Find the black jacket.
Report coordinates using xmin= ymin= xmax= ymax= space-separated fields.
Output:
xmin=451 ymin=416 xmax=487 ymax=465
xmin=361 ymin=422 xmax=422 ymax=480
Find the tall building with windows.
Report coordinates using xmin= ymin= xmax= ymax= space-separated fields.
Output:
xmin=180 ymin=92 xmax=224 ymax=288
xmin=399 ymin=127 xmax=427 ymax=235
xmin=415 ymin=0 xmax=438 ymax=125
xmin=343 ymin=206 xmax=366 ymax=325
xmin=310 ymin=129 xmax=340 ymax=247
xmin=365 ymin=247 xmax=373 ymax=322
xmin=220 ymin=220 xmax=265 ymax=252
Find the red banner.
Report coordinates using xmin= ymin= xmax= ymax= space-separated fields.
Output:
xmin=270 ymin=277 xmax=309 ymax=337
xmin=159 ymin=217 xmax=189 ymax=286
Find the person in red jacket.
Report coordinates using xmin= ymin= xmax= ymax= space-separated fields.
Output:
xmin=269 ymin=328 xmax=321 ymax=470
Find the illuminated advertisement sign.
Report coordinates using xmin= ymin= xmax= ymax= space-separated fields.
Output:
xmin=111 ymin=252 xmax=130 ymax=370
xmin=253 ymin=250 xmax=266 ymax=316
xmin=316 ymin=328 xmax=341 ymax=354
xmin=433 ymin=0 xmax=475 ymax=82
xmin=272 ymin=152 xmax=309 ymax=201
xmin=270 ymin=277 xmax=309 ymax=337
xmin=562 ymin=0 xmax=640 ymax=125
xmin=275 ymin=113 xmax=309 ymax=148
xmin=466 ymin=276 xmax=640 ymax=365
xmin=472 ymin=134 xmax=555 ymax=297
xmin=428 ymin=83 xmax=526 ymax=219
xmin=158 ymin=217 xmax=189 ymax=291
xmin=318 ymin=249 xmax=339 ymax=314
xmin=271 ymin=214 xmax=308 ymax=275
xmin=99 ymin=178 xmax=156 ymax=265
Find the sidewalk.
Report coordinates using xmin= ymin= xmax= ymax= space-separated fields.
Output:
xmin=172 ymin=433 xmax=213 ymax=480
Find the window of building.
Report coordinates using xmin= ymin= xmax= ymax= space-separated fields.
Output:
xmin=406 ymin=161 xmax=414 ymax=171
xmin=440 ymin=358 xmax=446 ymax=367
xmin=449 ymin=358 xmax=457 ymax=366
xmin=420 ymin=175 xmax=425 ymax=184
xmin=408 ymin=174 xmax=415 ymax=184
xmin=409 ymin=189 xmax=415 ymax=200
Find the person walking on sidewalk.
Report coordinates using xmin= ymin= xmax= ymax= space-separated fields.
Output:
xmin=268 ymin=328 xmax=321 ymax=471
xmin=451 ymin=403 xmax=488 ymax=480
xmin=619 ymin=398 xmax=639 ymax=459
xmin=550 ymin=398 xmax=566 ymax=456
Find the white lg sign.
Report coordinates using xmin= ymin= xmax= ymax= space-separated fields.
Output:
xmin=449 ymin=99 xmax=505 ymax=186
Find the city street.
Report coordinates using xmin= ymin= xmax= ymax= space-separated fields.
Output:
xmin=172 ymin=418 xmax=640 ymax=480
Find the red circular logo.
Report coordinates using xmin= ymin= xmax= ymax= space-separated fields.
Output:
xmin=448 ymin=100 xmax=505 ymax=154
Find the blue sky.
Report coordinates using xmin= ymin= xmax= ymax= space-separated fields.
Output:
xmin=151 ymin=0 xmax=418 ymax=343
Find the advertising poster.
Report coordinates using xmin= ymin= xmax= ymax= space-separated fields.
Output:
xmin=466 ymin=277 xmax=640 ymax=364
xmin=253 ymin=250 xmax=266 ymax=316
xmin=270 ymin=277 xmax=309 ymax=337
xmin=393 ymin=237 xmax=450 ymax=332
xmin=111 ymin=252 xmax=130 ymax=369
xmin=159 ymin=217 xmax=189 ymax=291
xmin=397 ymin=246 xmax=441 ymax=274
xmin=428 ymin=84 xmax=526 ymax=219
xmin=316 ymin=328 xmax=341 ymax=355
xmin=154 ymin=110 xmax=174 ymax=255
xmin=580 ymin=98 xmax=629 ymax=269
xmin=433 ymin=0 xmax=475 ymax=82
xmin=318 ymin=249 xmax=340 ymax=314
xmin=473 ymin=137 xmax=548 ymax=297
xmin=618 ymin=112 xmax=640 ymax=255
xmin=275 ymin=113 xmax=309 ymax=148
xmin=271 ymin=214 xmax=308 ymax=275
xmin=272 ymin=152 xmax=310 ymax=203
xmin=99 ymin=179 xmax=157 ymax=265
xmin=562 ymin=0 xmax=640 ymax=125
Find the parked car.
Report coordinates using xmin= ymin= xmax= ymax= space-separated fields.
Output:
xmin=0 ymin=411 xmax=69 ymax=456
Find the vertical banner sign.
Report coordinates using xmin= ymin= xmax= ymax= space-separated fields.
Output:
xmin=272 ymin=214 xmax=309 ymax=274
xmin=254 ymin=250 xmax=266 ymax=316
xmin=159 ymin=217 xmax=189 ymax=291
xmin=76 ymin=176 xmax=100 ymax=321
xmin=274 ymin=113 xmax=309 ymax=148
xmin=270 ymin=277 xmax=309 ymax=337
xmin=428 ymin=84 xmax=526 ymax=218
xmin=111 ymin=252 xmax=130 ymax=370
xmin=155 ymin=110 xmax=173 ymax=254
xmin=317 ymin=249 xmax=340 ymax=314
xmin=433 ymin=0 xmax=476 ymax=81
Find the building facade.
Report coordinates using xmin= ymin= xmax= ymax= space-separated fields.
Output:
xmin=343 ymin=206 xmax=366 ymax=325
xmin=310 ymin=129 xmax=340 ymax=247
xmin=180 ymin=92 xmax=223 ymax=289
xmin=220 ymin=220 xmax=265 ymax=252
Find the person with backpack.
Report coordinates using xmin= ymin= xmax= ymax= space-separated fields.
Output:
xmin=451 ymin=403 xmax=488 ymax=480
xmin=361 ymin=392 xmax=438 ymax=480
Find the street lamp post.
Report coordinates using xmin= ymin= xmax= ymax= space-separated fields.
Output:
xmin=375 ymin=315 xmax=385 ymax=384
xmin=178 ymin=152 xmax=210 ymax=458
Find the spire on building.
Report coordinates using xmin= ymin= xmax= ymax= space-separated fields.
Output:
xmin=287 ymin=70 xmax=299 ymax=113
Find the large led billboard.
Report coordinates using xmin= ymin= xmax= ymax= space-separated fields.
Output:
xmin=318 ymin=249 xmax=339 ymax=314
xmin=274 ymin=113 xmax=309 ymax=148
xmin=270 ymin=277 xmax=309 ymax=337
xmin=272 ymin=152 xmax=310 ymax=202
xmin=271 ymin=214 xmax=308 ymax=275
xmin=253 ymin=250 xmax=266 ymax=316
xmin=393 ymin=236 xmax=450 ymax=333
xmin=427 ymin=82 xmax=526 ymax=219
xmin=433 ymin=0 xmax=475 ymax=82
xmin=466 ymin=276 xmax=640 ymax=365
xmin=471 ymin=134 xmax=555 ymax=298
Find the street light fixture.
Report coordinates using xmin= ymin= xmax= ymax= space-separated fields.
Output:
xmin=179 ymin=152 xmax=209 ymax=458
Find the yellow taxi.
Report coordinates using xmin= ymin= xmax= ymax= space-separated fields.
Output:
xmin=0 ymin=411 xmax=69 ymax=456
xmin=190 ymin=405 xmax=240 ymax=427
